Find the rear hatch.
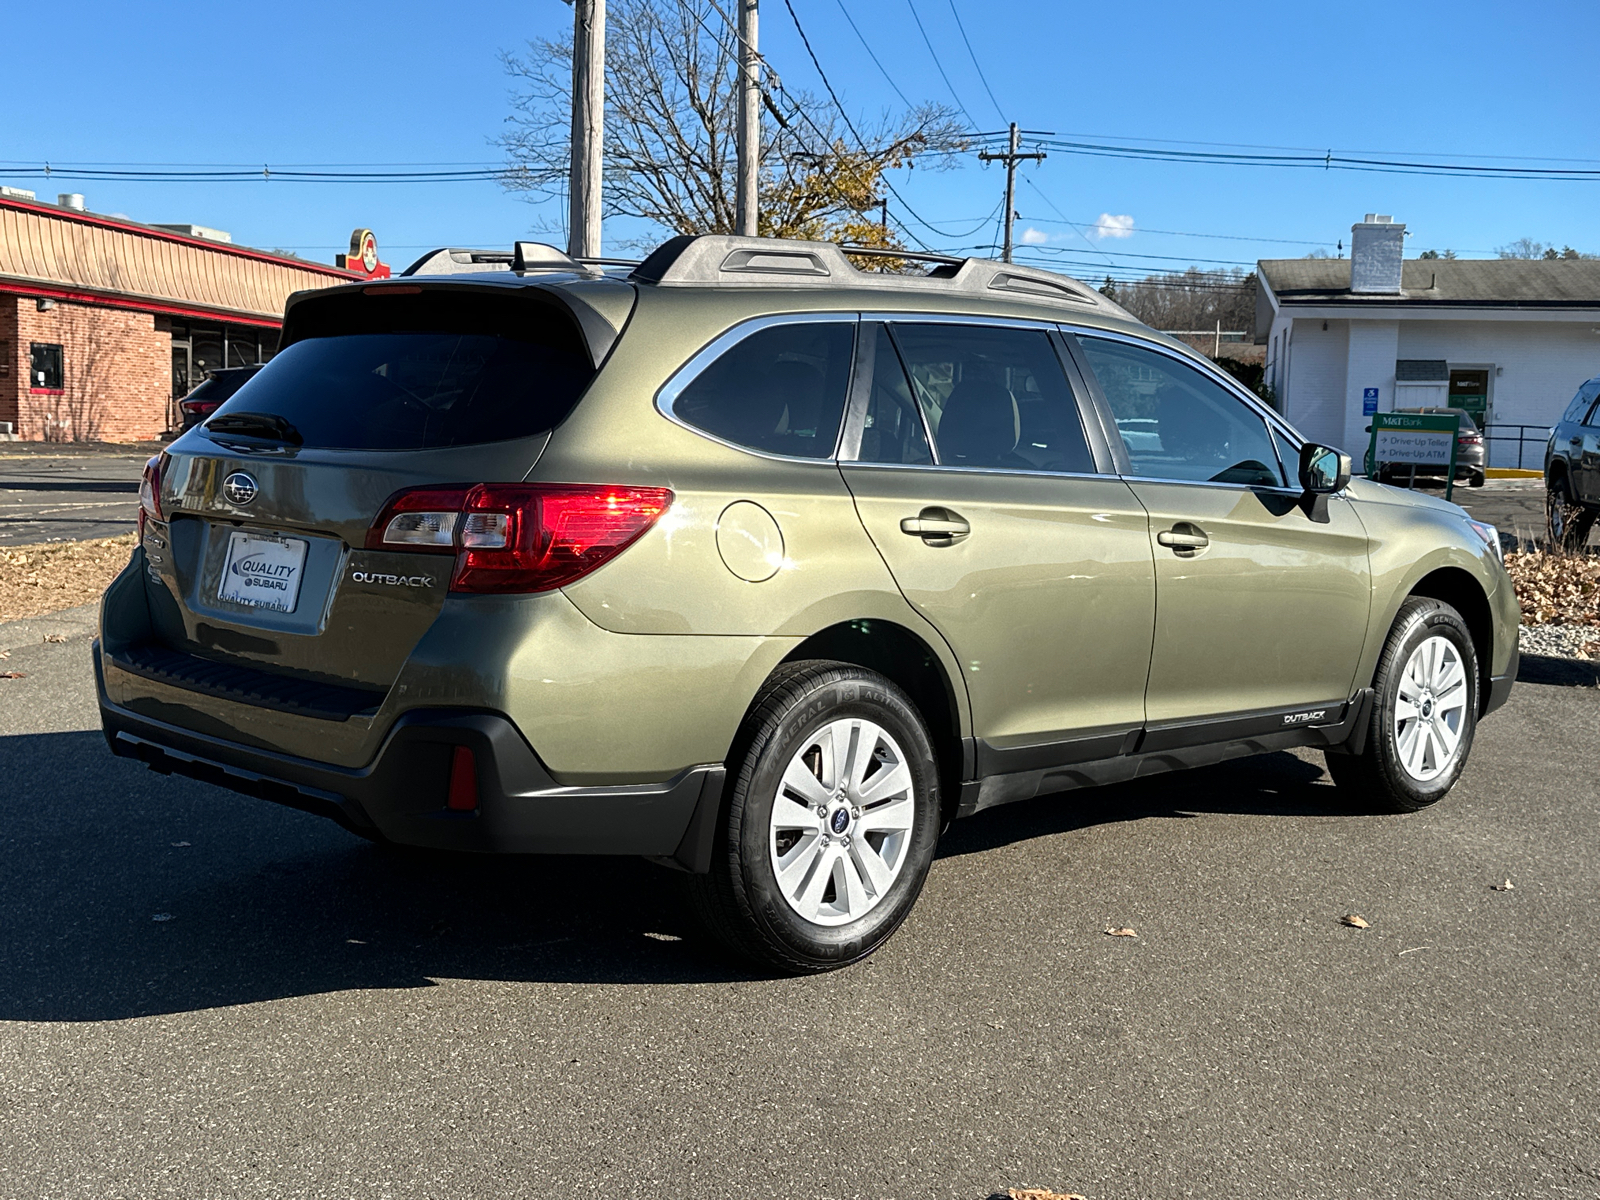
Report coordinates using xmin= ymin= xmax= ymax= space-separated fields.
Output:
xmin=138 ymin=277 xmax=633 ymax=699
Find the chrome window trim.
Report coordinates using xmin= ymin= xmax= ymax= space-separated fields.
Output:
xmin=839 ymin=459 xmax=1120 ymax=484
xmin=860 ymin=311 xmax=1061 ymax=333
xmin=653 ymin=311 xmax=861 ymax=464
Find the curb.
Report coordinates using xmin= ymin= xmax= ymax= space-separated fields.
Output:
xmin=0 ymin=603 xmax=99 ymax=654
xmin=1486 ymin=468 xmax=1542 ymax=479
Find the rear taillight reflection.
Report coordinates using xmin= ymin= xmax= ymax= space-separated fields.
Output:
xmin=366 ymin=483 xmax=673 ymax=594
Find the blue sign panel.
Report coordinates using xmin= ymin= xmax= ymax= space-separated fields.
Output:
xmin=1362 ymin=387 xmax=1380 ymax=415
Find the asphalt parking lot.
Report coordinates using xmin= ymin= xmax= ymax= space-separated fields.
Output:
xmin=1 ymin=625 xmax=1596 ymax=1198
xmin=0 ymin=443 xmax=160 ymax=546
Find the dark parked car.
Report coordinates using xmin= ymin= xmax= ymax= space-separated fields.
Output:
xmin=1545 ymin=375 xmax=1600 ymax=549
xmin=177 ymin=365 xmax=263 ymax=430
xmin=1374 ymin=407 xmax=1486 ymax=488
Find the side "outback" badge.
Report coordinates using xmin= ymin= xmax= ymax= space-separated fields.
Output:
xmin=1282 ymin=709 xmax=1327 ymax=726
xmin=223 ymin=472 xmax=258 ymax=505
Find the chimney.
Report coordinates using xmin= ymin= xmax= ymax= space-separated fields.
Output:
xmin=1350 ymin=214 xmax=1405 ymax=294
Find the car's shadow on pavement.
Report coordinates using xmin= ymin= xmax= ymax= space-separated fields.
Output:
xmin=0 ymin=731 xmax=1368 ymax=1019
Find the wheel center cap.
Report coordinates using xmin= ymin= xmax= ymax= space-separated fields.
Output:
xmin=829 ymin=808 xmax=851 ymax=835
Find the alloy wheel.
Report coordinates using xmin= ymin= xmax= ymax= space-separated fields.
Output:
xmin=768 ymin=717 xmax=916 ymax=926
xmin=1393 ymin=634 xmax=1469 ymax=782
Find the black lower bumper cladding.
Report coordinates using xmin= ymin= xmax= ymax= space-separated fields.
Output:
xmin=97 ymin=644 xmax=723 ymax=866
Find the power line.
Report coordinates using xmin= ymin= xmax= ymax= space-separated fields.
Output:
xmin=946 ymin=1 xmax=1006 ymax=124
xmin=833 ymin=0 xmax=912 ymax=107
xmin=903 ymin=0 xmax=978 ymax=126
xmin=1033 ymin=138 xmax=1600 ymax=181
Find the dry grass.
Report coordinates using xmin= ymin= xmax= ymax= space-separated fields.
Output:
xmin=0 ymin=534 xmax=137 ymax=622
xmin=1505 ymin=548 xmax=1600 ymax=628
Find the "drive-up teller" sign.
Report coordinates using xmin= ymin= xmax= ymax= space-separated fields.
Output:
xmin=1367 ymin=410 xmax=1462 ymax=499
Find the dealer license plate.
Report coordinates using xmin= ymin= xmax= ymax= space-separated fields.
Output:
xmin=218 ymin=531 xmax=308 ymax=613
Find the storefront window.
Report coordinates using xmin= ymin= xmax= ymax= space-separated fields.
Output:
xmin=30 ymin=343 xmax=64 ymax=392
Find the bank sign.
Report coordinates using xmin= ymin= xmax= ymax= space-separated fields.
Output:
xmin=1367 ymin=411 xmax=1462 ymax=498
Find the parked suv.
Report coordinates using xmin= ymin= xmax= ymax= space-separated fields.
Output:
xmin=1546 ymin=375 xmax=1600 ymax=549
xmin=177 ymin=365 xmax=264 ymax=430
xmin=100 ymin=236 xmax=1518 ymax=972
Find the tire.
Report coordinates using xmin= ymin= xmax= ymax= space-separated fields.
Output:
xmin=1326 ymin=597 xmax=1478 ymax=813
xmin=1468 ymin=470 xmax=1485 ymax=488
xmin=1547 ymin=475 xmax=1595 ymax=551
xmin=688 ymin=660 xmax=942 ymax=973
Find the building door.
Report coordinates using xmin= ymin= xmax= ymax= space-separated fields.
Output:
xmin=1449 ymin=368 xmax=1490 ymax=427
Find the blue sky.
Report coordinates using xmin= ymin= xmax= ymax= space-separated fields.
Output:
xmin=4 ymin=0 xmax=1597 ymax=279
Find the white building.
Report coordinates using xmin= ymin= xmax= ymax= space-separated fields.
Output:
xmin=1256 ymin=216 xmax=1600 ymax=469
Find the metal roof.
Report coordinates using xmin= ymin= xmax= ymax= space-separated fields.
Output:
xmin=0 ymin=194 xmax=357 ymax=323
xmin=1259 ymin=257 xmax=1600 ymax=309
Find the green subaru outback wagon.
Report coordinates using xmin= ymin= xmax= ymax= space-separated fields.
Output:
xmin=100 ymin=235 xmax=1518 ymax=972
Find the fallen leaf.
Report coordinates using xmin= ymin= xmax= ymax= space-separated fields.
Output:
xmin=1009 ymin=1189 xmax=1088 ymax=1200
xmin=0 ymin=671 xmax=25 ymax=680
xmin=1104 ymin=926 xmax=1138 ymax=938
xmin=1341 ymin=913 xmax=1370 ymax=929
xmin=151 ymin=913 xmax=173 ymax=923
xmin=1491 ymin=879 xmax=1515 ymax=891
xmin=41 ymin=632 xmax=67 ymax=644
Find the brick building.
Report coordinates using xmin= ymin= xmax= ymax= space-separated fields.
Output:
xmin=0 ymin=191 xmax=386 ymax=442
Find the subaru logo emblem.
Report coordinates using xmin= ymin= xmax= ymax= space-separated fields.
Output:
xmin=223 ymin=472 xmax=258 ymax=506
xmin=830 ymin=808 xmax=850 ymax=835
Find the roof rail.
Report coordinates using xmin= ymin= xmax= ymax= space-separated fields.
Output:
xmin=628 ymin=234 xmax=1106 ymax=309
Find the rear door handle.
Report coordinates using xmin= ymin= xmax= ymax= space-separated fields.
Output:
xmin=1156 ymin=526 xmax=1210 ymax=551
xmin=900 ymin=507 xmax=970 ymax=542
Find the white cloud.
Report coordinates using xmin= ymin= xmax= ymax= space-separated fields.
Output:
xmin=1093 ymin=213 xmax=1135 ymax=239
xmin=1019 ymin=227 xmax=1050 ymax=245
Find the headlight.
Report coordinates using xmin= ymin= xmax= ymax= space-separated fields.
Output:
xmin=1468 ymin=519 xmax=1504 ymax=564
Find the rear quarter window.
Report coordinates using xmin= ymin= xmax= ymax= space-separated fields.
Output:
xmin=665 ymin=319 xmax=855 ymax=459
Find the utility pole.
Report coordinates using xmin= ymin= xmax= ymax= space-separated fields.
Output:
xmin=567 ymin=0 xmax=605 ymax=259
xmin=735 ymin=0 xmax=760 ymax=236
xmin=978 ymin=123 xmax=1045 ymax=263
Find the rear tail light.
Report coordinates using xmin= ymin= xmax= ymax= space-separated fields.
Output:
xmin=1458 ymin=434 xmax=1483 ymax=446
xmin=137 ymin=455 xmax=163 ymax=538
xmin=367 ymin=483 xmax=673 ymax=594
xmin=180 ymin=397 xmax=222 ymax=418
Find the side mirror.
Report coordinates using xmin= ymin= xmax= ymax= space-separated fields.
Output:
xmin=1299 ymin=443 xmax=1351 ymax=494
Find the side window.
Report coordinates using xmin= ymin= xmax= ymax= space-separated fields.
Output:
xmin=1585 ymin=397 xmax=1600 ymax=428
xmin=858 ymin=326 xmax=933 ymax=465
xmin=882 ymin=324 xmax=1095 ymax=473
xmin=1077 ymin=336 xmax=1286 ymax=487
xmin=669 ymin=320 xmax=854 ymax=459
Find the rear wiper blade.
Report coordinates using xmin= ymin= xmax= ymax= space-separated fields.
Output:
xmin=203 ymin=411 xmax=304 ymax=445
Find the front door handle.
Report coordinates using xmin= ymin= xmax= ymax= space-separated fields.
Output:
xmin=1156 ymin=525 xmax=1210 ymax=551
xmin=900 ymin=507 xmax=971 ymax=543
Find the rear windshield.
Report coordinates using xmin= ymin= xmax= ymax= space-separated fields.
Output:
xmin=206 ymin=289 xmax=595 ymax=450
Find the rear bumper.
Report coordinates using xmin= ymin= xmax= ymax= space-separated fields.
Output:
xmin=95 ymin=641 xmax=723 ymax=865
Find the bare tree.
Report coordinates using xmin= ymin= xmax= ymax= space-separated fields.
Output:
xmin=1103 ymin=267 xmax=1257 ymax=334
xmin=495 ymin=0 xmax=964 ymax=250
